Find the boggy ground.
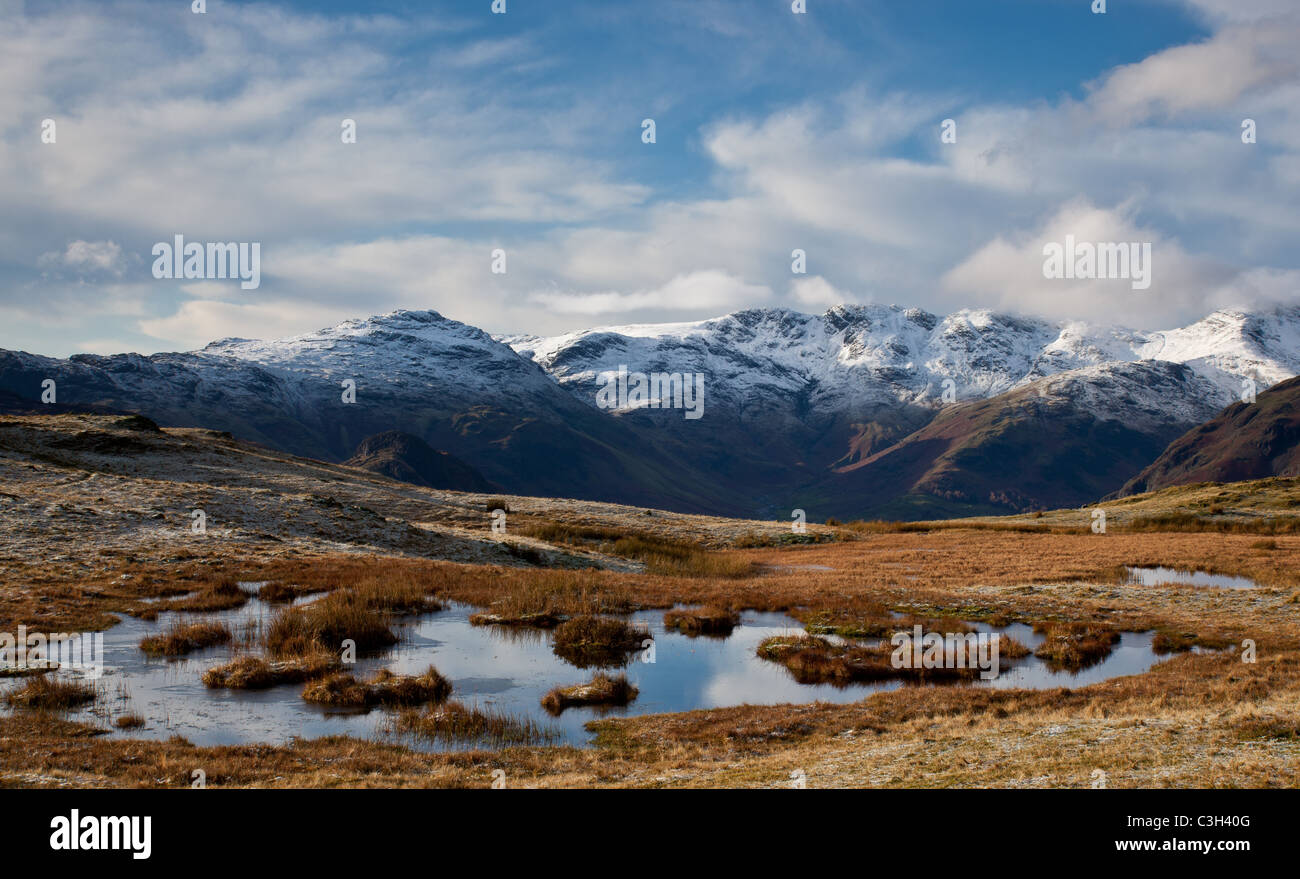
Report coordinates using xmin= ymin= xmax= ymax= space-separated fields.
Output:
xmin=2 ymin=414 xmax=1298 ymax=787
xmin=2 ymin=530 xmax=1298 ymax=788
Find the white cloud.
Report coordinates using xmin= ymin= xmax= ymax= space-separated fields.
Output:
xmin=791 ymin=276 xmax=858 ymax=309
xmin=38 ymin=240 xmax=125 ymax=276
xmin=2 ymin=0 xmax=1299 ymax=355
xmin=137 ymin=299 xmax=353 ymax=349
xmin=529 ymin=270 xmax=771 ymax=315
xmin=1084 ymin=23 xmax=1300 ymax=125
xmin=941 ymin=199 xmax=1237 ymax=325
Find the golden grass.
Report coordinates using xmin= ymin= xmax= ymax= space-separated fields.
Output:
xmin=2 ymin=648 xmax=1299 ymax=788
xmin=201 ymin=654 xmax=339 ymax=689
xmin=138 ymin=621 xmax=231 ymax=656
xmin=995 ymin=634 xmax=1031 ymax=659
xmin=519 ymin=521 xmax=757 ymax=578
xmin=1127 ymin=512 xmax=1300 ymax=534
xmin=541 ymin=673 xmax=638 ymax=715
xmin=756 ymin=634 xmax=986 ymax=685
xmin=466 ymin=569 xmax=634 ymax=626
xmin=393 ymin=702 xmax=556 ymax=747
xmin=4 ymin=515 xmax=1300 ymax=788
xmin=663 ymin=606 xmax=739 ymax=636
xmin=264 ymin=589 xmax=401 ymax=656
xmin=1031 ymin=622 xmax=1121 ymax=670
xmin=154 ymin=577 xmax=250 ymax=615
xmin=301 ymin=666 xmax=452 ymax=709
xmin=4 ymin=675 xmax=97 ymax=710
xmin=551 ymin=616 xmax=651 ymax=669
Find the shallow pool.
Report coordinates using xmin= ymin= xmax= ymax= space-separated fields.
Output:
xmin=1 ymin=597 xmax=1178 ymax=751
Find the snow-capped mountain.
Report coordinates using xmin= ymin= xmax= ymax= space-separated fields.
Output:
xmin=3 ymin=303 xmax=1297 ymax=520
xmin=504 ymin=304 xmax=1300 ymax=417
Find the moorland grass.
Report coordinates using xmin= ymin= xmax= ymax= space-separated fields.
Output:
xmin=301 ymin=665 xmax=452 ymax=709
xmin=139 ymin=621 xmax=231 ymax=656
xmin=663 ymin=606 xmax=739 ymax=636
xmin=541 ymin=673 xmax=638 ymax=715
xmin=201 ymin=653 xmax=339 ymax=689
xmin=4 ymin=675 xmax=97 ymax=710
xmin=551 ymin=615 xmax=650 ymax=669
xmin=1032 ymin=622 xmax=1121 ymax=669
xmin=394 ymin=701 xmax=556 ymax=747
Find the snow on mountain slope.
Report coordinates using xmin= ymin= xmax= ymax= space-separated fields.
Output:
xmin=5 ymin=302 xmax=1296 ymax=519
xmin=204 ymin=309 xmax=564 ymax=408
xmin=504 ymin=304 xmax=1300 ymax=417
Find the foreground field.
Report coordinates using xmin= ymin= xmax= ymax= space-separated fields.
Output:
xmin=2 ymin=531 xmax=1298 ymax=788
xmin=2 ymin=415 xmax=1298 ymax=788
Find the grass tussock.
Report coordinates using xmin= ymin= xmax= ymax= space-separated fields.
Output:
xmin=551 ymin=615 xmax=651 ymax=669
xmin=756 ymin=634 xmax=991 ymax=685
xmin=161 ymin=577 xmax=250 ymax=613
xmin=394 ymin=701 xmax=556 ymax=747
xmin=663 ymin=606 xmax=739 ymax=636
xmin=114 ymin=713 xmax=146 ymax=729
xmin=1032 ymin=622 xmax=1121 ymax=669
xmin=994 ymin=633 xmax=1031 ymax=659
xmin=201 ymin=654 xmax=339 ymax=689
xmin=468 ymin=570 xmax=635 ymax=627
xmin=264 ymin=590 xmax=401 ymax=656
xmin=4 ymin=675 xmax=97 ymax=710
xmin=1152 ymin=630 xmax=1196 ymax=654
xmin=139 ymin=621 xmax=231 ymax=656
xmin=257 ymin=581 xmax=330 ymax=603
xmin=799 ymin=605 xmax=973 ymax=639
xmin=301 ymin=665 xmax=452 ymax=709
xmin=256 ymin=569 xmax=445 ymax=655
xmin=541 ymin=672 xmax=638 ymax=715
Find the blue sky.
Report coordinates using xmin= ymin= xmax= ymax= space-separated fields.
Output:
xmin=2 ymin=0 xmax=1298 ymax=355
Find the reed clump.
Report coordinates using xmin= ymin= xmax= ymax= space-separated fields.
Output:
xmin=394 ymin=702 xmax=556 ymax=746
xmin=663 ymin=606 xmax=739 ymax=637
xmin=541 ymin=673 xmax=638 ymax=715
xmin=1031 ymin=622 xmax=1120 ymax=669
xmin=552 ymin=615 xmax=651 ymax=668
xmin=301 ymin=665 xmax=452 ymax=708
xmin=201 ymin=653 xmax=339 ymax=689
xmin=4 ymin=675 xmax=97 ymax=709
xmin=139 ymin=621 xmax=232 ymax=656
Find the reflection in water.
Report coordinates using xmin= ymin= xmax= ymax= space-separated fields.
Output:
xmin=0 ymin=600 xmax=1177 ymax=751
xmin=1125 ymin=566 xmax=1259 ymax=590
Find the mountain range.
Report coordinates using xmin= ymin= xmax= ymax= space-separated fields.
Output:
xmin=3 ymin=304 xmax=1297 ymax=520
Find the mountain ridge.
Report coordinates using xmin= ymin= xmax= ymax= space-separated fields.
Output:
xmin=3 ymin=302 xmax=1296 ymax=520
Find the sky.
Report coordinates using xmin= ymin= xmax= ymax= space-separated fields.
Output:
xmin=2 ymin=0 xmax=1298 ymax=356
